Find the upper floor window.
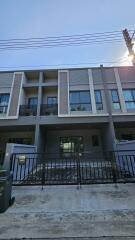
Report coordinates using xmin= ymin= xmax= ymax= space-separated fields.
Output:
xmin=0 ymin=93 xmax=10 ymax=114
xmin=123 ymin=89 xmax=135 ymax=110
xmin=28 ymin=97 xmax=38 ymax=106
xmin=70 ymin=91 xmax=91 ymax=111
xmin=111 ymin=90 xmax=121 ymax=110
xmin=47 ymin=97 xmax=57 ymax=105
xmin=94 ymin=90 xmax=103 ymax=110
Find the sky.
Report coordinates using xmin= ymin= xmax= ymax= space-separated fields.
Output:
xmin=0 ymin=0 xmax=135 ymax=71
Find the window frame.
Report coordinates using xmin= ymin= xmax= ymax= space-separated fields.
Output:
xmin=0 ymin=93 xmax=10 ymax=114
xmin=70 ymin=90 xmax=91 ymax=112
xmin=94 ymin=90 xmax=103 ymax=111
xmin=47 ymin=96 xmax=57 ymax=105
xmin=111 ymin=89 xmax=121 ymax=110
xmin=28 ymin=97 xmax=38 ymax=106
xmin=123 ymin=89 xmax=135 ymax=110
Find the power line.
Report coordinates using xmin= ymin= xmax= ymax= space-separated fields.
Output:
xmin=0 ymin=30 xmax=134 ymax=51
xmin=0 ymin=30 xmax=125 ymax=42
xmin=0 ymin=39 xmax=123 ymax=51
xmin=0 ymin=35 xmax=123 ymax=46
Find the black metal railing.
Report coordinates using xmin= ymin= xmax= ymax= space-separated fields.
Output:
xmin=70 ymin=103 xmax=92 ymax=111
xmin=0 ymin=105 xmax=8 ymax=114
xmin=19 ymin=105 xmax=37 ymax=116
xmin=40 ymin=104 xmax=58 ymax=115
xmin=10 ymin=150 xmax=135 ymax=186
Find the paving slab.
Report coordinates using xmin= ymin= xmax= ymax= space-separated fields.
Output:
xmin=0 ymin=184 xmax=135 ymax=239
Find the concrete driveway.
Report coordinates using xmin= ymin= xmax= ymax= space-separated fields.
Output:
xmin=0 ymin=183 xmax=135 ymax=239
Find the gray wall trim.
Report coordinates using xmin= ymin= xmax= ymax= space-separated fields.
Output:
xmin=8 ymin=72 xmax=24 ymax=118
xmin=58 ymin=70 xmax=69 ymax=116
xmin=88 ymin=69 xmax=97 ymax=114
xmin=37 ymin=72 xmax=43 ymax=117
xmin=114 ymin=68 xmax=127 ymax=113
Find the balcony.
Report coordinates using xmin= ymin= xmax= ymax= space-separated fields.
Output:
xmin=70 ymin=103 xmax=92 ymax=112
xmin=0 ymin=105 xmax=8 ymax=114
xmin=40 ymin=104 xmax=58 ymax=116
xmin=19 ymin=105 xmax=37 ymax=116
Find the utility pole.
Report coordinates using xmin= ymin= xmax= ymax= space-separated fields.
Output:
xmin=123 ymin=29 xmax=135 ymax=66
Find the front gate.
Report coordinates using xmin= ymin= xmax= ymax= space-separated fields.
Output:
xmin=10 ymin=151 xmax=135 ymax=186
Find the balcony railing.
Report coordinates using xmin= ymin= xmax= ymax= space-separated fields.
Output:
xmin=40 ymin=104 xmax=58 ymax=116
xmin=0 ymin=105 xmax=8 ymax=114
xmin=70 ymin=103 xmax=92 ymax=112
xmin=19 ymin=105 xmax=37 ymax=116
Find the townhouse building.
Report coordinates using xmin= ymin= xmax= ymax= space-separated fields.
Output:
xmin=0 ymin=65 xmax=135 ymax=163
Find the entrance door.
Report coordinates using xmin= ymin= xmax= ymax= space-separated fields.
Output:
xmin=60 ymin=136 xmax=84 ymax=157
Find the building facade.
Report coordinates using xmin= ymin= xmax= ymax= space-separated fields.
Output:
xmin=0 ymin=66 xmax=135 ymax=163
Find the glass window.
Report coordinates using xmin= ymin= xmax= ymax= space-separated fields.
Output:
xmin=0 ymin=94 xmax=10 ymax=114
xmin=70 ymin=91 xmax=91 ymax=111
xmin=95 ymin=90 xmax=103 ymax=110
xmin=123 ymin=90 xmax=135 ymax=110
xmin=111 ymin=90 xmax=121 ymax=110
xmin=28 ymin=97 xmax=38 ymax=106
xmin=47 ymin=97 xmax=57 ymax=105
xmin=0 ymin=94 xmax=9 ymax=105
xmin=70 ymin=92 xmax=80 ymax=104
xmin=80 ymin=91 xmax=90 ymax=103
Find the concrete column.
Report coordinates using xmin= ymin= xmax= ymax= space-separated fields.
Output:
xmin=100 ymin=65 xmax=116 ymax=151
xmin=34 ymin=124 xmax=43 ymax=152
xmin=34 ymin=72 xmax=43 ymax=152
xmin=88 ymin=69 xmax=97 ymax=114
xmin=37 ymin=72 xmax=43 ymax=117
xmin=114 ymin=68 xmax=127 ymax=113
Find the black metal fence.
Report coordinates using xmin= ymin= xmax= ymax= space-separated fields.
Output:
xmin=10 ymin=151 xmax=135 ymax=186
xmin=19 ymin=105 xmax=37 ymax=116
xmin=40 ymin=104 xmax=58 ymax=115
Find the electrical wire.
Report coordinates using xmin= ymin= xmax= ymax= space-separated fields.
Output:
xmin=0 ymin=30 xmax=134 ymax=51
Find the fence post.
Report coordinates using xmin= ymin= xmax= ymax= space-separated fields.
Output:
xmin=9 ymin=153 xmax=13 ymax=172
xmin=76 ymin=153 xmax=81 ymax=188
xmin=41 ymin=155 xmax=45 ymax=190
xmin=110 ymin=151 xmax=117 ymax=183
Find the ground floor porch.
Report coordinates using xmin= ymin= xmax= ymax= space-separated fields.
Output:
xmin=1 ymin=122 xmax=135 ymax=165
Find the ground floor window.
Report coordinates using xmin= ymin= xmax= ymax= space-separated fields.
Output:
xmin=60 ymin=136 xmax=84 ymax=157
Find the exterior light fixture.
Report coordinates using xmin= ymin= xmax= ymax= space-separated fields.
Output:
xmin=18 ymin=155 xmax=26 ymax=165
